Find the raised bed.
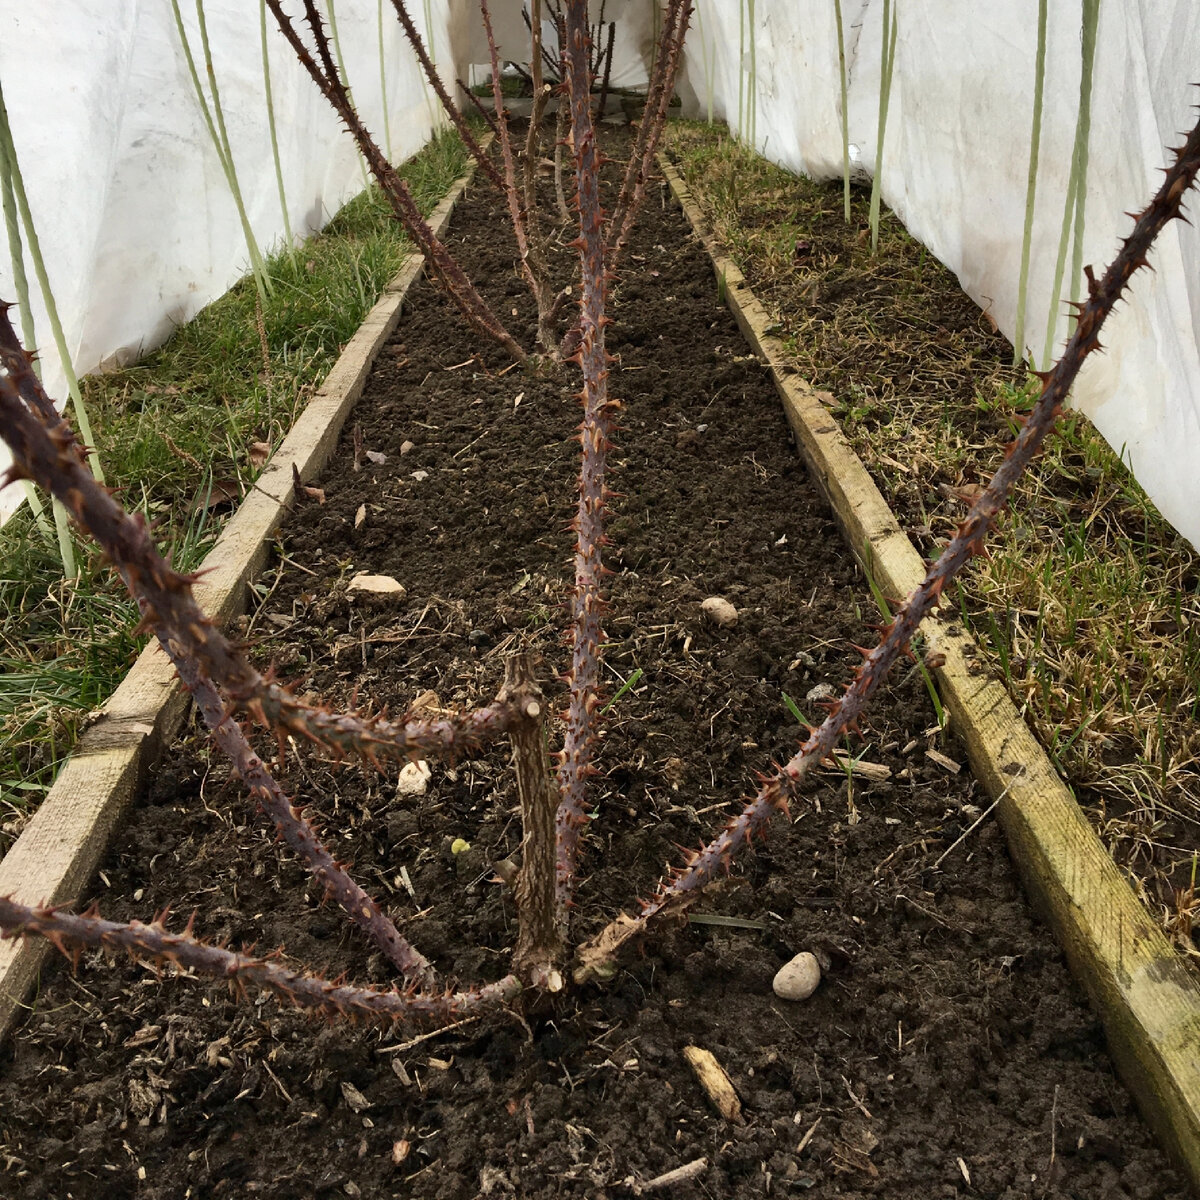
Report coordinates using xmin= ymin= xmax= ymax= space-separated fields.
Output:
xmin=0 ymin=147 xmax=486 ymax=1043
xmin=657 ymin=155 xmax=1200 ymax=1192
xmin=0 ymin=130 xmax=1190 ymax=1199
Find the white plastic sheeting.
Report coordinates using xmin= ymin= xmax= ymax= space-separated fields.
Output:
xmin=681 ymin=1 xmax=1200 ymax=549
xmin=0 ymin=0 xmax=463 ymax=519
xmin=466 ymin=0 xmax=653 ymax=90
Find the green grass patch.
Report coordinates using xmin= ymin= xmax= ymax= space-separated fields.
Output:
xmin=0 ymin=127 xmax=471 ymax=836
xmin=472 ymin=73 xmax=527 ymax=98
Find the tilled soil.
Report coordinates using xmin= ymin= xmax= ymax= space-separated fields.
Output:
xmin=0 ymin=129 xmax=1185 ymax=1199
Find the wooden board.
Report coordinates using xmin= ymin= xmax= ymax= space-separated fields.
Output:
xmin=659 ymin=152 xmax=1200 ymax=1191
xmin=0 ymin=150 xmax=487 ymax=1043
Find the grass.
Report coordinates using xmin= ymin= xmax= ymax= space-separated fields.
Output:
xmin=471 ymin=73 xmax=528 ymax=98
xmin=665 ymin=119 xmax=1200 ymax=951
xmin=0 ymin=127 xmax=472 ymax=841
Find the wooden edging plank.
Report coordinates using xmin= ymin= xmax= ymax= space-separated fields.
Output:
xmin=0 ymin=149 xmax=487 ymax=1043
xmin=658 ymin=153 xmax=1200 ymax=1189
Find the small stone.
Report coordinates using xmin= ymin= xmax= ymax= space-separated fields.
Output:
xmin=347 ymin=574 xmax=406 ymax=602
xmin=340 ymin=1081 xmax=372 ymax=1113
xmin=410 ymin=470 xmax=429 ymax=482
xmin=806 ymin=682 xmax=836 ymax=703
xmin=400 ymin=440 xmax=415 ymax=455
xmin=772 ymin=951 xmax=821 ymax=1001
xmin=701 ymin=596 xmax=738 ymax=628
xmin=396 ymin=760 xmax=431 ymax=797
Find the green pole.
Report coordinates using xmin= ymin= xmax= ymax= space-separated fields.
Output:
xmin=0 ymin=78 xmax=102 ymax=495
xmin=171 ymin=0 xmax=272 ymax=306
xmin=695 ymin=4 xmax=714 ymax=123
xmin=260 ymin=0 xmax=296 ymax=256
xmin=1013 ymin=0 xmax=1047 ymax=365
xmin=378 ymin=0 xmax=394 ymax=160
xmin=326 ymin=0 xmax=371 ymax=184
xmin=869 ymin=0 xmax=898 ymax=256
xmin=1042 ymin=0 xmax=1100 ymax=367
xmin=0 ymin=131 xmax=62 ymax=557
xmin=194 ymin=0 xmax=274 ymax=297
xmin=738 ymin=0 xmax=746 ymax=139
xmin=748 ymin=0 xmax=757 ymax=147
xmin=1069 ymin=0 xmax=1100 ymax=307
xmin=834 ymin=0 xmax=850 ymax=223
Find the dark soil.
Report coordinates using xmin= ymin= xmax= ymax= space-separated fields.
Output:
xmin=0 ymin=129 xmax=1185 ymax=1200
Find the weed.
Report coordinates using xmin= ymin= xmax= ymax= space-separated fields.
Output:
xmin=601 ymin=666 xmax=644 ymax=714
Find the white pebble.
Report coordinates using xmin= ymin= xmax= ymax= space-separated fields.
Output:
xmin=347 ymin=573 xmax=406 ymax=601
xmin=701 ymin=596 xmax=739 ymax=628
xmin=396 ymin=760 xmax=431 ymax=797
xmin=772 ymin=951 xmax=821 ymax=1001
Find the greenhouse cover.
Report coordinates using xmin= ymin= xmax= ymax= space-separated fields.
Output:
xmin=0 ymin=1 xmax=1196 ymax=545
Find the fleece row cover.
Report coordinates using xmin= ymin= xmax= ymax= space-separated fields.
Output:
xmin=1 ymin=3 xmax=1197 ymax=548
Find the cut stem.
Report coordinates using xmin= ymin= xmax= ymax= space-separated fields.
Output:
xmin=501 ymin=654 xmax=563 ymax=989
